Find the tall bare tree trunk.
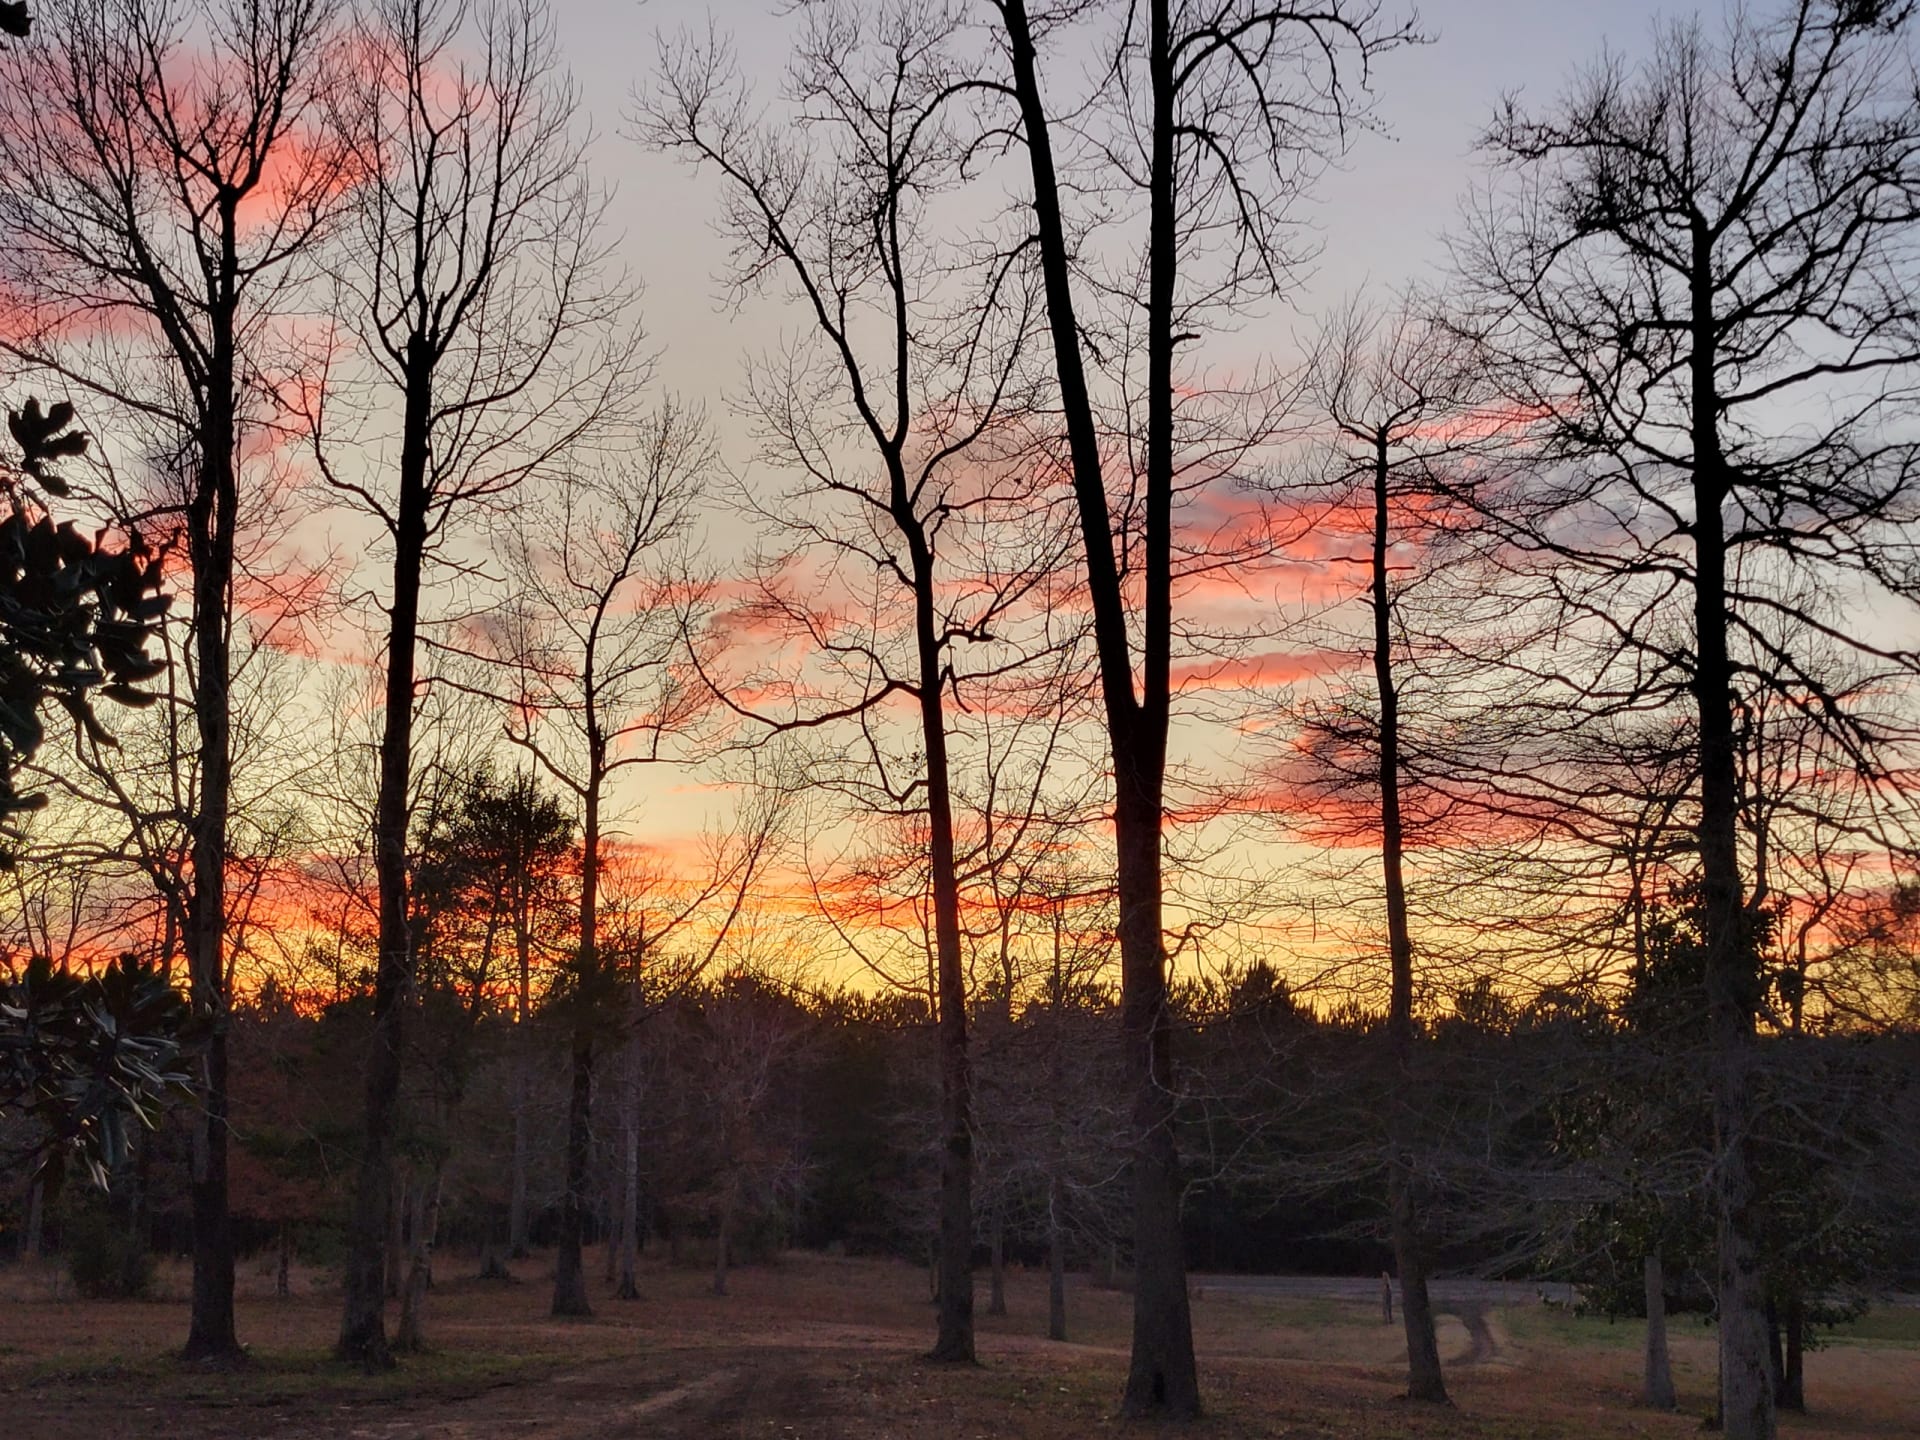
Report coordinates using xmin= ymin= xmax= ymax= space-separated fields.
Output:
xmin=1643 ymin=1253 xmax=1677 ymax=1409
xmin=1690 ymin=229 xmax=1773 ymax=1440
xmin=339 ymin=344 xmax=434 ymax=1367
xmin=1370 ymin=432 xmax=1448 ymax=1405
xmin=552 ymin=783 xmax=602 ymax=1318
xmin=899 ymin=506 xmax=975 ymax=1366
xmin=182 ymin=318 xmax=241 ymax=1367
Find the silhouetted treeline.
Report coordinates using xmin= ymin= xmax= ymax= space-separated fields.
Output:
xmin=10 ymin=957 xmax=1913 ymax=1314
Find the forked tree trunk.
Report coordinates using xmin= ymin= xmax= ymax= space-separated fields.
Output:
xmin=998 ymin=0 xmax=1194 ymax=1413
xmin=1643 ymin=1253 xmax=1677 ymax=1410
xmin=1121 ymin=4 xmax=1196 ymax=1415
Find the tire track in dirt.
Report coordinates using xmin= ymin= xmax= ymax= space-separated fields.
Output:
xmin=354 ymin=1348 xmax=845 ymax=1440
xmin=315 ymin=1362 xmax=744 ymax=1439
xmin=1443 ymin=1301 xmax=1505 ymax=1367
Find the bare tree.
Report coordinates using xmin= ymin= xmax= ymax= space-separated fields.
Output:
xmin=471 ymin=399 xmax=774 ymax=1316
xmin=1292 ymin=294 xmax=1494 ymax=1403
xmin=980 ymin=0 xmax=1415 ymax=1413
xmin=1458 ymin=4 xmax=1920 ymax=1433
xmin=0 ymin=0 xmax=347 ymax=1363
xmin=316 ymin=0 xmax=634 ymax=1365
xmin=642 ymin=0 xmax=1061 ymax=1363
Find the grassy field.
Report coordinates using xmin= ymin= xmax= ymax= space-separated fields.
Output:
xmin=1 ymin=1250 xmax=1914 ymax=1438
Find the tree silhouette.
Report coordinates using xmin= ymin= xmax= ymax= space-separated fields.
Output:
xmin=1459 ymin=4 xmax=1920 ymax=1432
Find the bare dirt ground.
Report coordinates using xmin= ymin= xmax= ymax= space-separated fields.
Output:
xmin=2 ymin=1250 xmax=1914 ymax=1439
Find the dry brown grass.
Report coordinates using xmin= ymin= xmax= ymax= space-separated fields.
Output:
xmin=0 ymin=1250 xmax=1912 ymax=1438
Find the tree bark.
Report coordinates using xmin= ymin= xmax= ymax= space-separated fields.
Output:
xmin=1690 ymin=220 xmax=1774 ymax=1440
xmin=1371 ymin=430 xmax=1448 ymax=1406
xmin=1643 ymin=1253 xmax=1677 ymax=1410
xmin=277 ymin=1222 xmax=292 ymax=1300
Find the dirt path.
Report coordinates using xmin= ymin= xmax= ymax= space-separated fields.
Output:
xmin=9 ymin=1255 xmax=1916 ymax=1440
xmin=1431 ymin=1299 xmax=1507 ymax=1368
xmin=1451 ymin=1302 xmax=1500 ymax=1365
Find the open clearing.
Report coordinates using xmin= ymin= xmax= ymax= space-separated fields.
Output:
xmin=2 ymin=1252 xmax=1914 ymax=1438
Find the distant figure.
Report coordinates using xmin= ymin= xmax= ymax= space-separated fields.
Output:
xmin=1381 ymin=1271 xmax=1394 ymax=1324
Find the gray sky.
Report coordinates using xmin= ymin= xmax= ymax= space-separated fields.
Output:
xmin=559 ymin=0 xmax=1673 ymax=403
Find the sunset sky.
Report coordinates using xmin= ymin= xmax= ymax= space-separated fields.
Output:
xmin=1 ymin=0 xmax=1734 ymax=997
xmin=504 ymin=0 xmax=1682 ymax=991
